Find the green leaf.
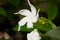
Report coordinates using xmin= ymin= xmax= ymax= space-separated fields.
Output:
xmin=0 ymin=8 xmax=7 ymax=16
xmin=44 ymin=27 xmax=60 ymax=40
xmin=12 ymin=25 xmax=18 ymax=31
xmin=12 ymin=17 xmax=56 ymax=33
xmin=12 ymin=25 xmax=34 ymax=32
xmin=41 ymin=37 xmax=51 ymax=40
xmin=34 ymin=17 xmax=56 ymax=33
xmin=47 ymin=3 xmax=58 ymax=21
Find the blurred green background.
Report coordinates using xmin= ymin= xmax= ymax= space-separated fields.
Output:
xmin=0 ymin=0 xmax=60 ymax=40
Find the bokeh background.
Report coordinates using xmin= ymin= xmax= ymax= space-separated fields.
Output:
xmin=0 ymin=0 xmax=60 ymax=40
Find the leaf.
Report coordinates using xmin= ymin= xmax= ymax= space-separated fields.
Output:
xmin=34 ymin=17 xmax=56 ymax=32
xmin=12 ymin=25 xmax=34 ymax=32
xmin=12 ymin=25 xmax=18 ymax=31
xmin=0 ymin=8 xmax=7 ymax=16
xmin=47 ymin=3 xmax=58 ymax=21
xmin=41 ymin=37 xmax=51 ymax=40
xmin=12 ymin=17 xmax=56 ymax=33
xmin=44 ymin=27 xmax=60 ymax=40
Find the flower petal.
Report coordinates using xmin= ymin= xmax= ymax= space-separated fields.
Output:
xmin=27 ymin=21 xmax=33 ymax=28
xmin=31 ymin=16 xmax=38 ymax=23
xmin=14 ymin=13 xmax=19 ymax=14
xmin=32 ymin=9 xmax=40 ymax=23
xmin=18 ymin=17 xmax=27 ymax=26
xmin=36 ymin=9 xmax=40 ymax=16
xmin=27 ymin=29 xmax=41 ymax=40
xmin=27 ymin=33 xmax=33 ymax=40
xmin=18 ymin=25 xmax=21 ymax=31
xmin=18 ymin=17 xmax=27 ymax=31
xmin=18 ymin=9 xmax=31 ymax=16
xmin=27 ymin=0 xmax=36 ymax=15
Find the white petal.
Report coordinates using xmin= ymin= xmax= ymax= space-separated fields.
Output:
xmin=32 ymin=15 xmax=38 ymax=23
xmin=27 ymin=21 xmax=33 ymax=28
xmin=18 ymin=25 xmax=21 ymax=31
xmin=18 ymin=9 xmax=31 ymax=16
xmin=27 ymin=33 xmax=33 ymax=40
xmin=27 ymin=29 xmax=41 ymax=40
xmin=32 ymin=9 xmax=40 ymax=23
xmin=32 ymin=16 xmax=38 ymax=23
xmin=14 ymin=13 xmax=19 ymax=14
xmin=37 ymin=9 xmax=40 ymax=16
xmin=18 ymin=17 xmax=27 ymax=26
xmin=27 ymin=0 xmax=36 ymax=15
xmin=18 ymin=17 xmax=27 ymax=31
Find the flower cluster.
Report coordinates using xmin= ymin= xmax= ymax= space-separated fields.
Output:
xmin=15 ymin=0 xmax=41 ymax=40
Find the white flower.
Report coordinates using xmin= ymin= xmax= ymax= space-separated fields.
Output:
xmin=27 ymin=29 xmax=41 ymax=40
xmin=15 ymin=0 xmax=40 ymax=31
